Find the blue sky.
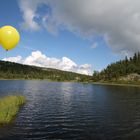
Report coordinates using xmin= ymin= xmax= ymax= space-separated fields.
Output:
xmin=0 ymin=0 xmax=139 ymax=75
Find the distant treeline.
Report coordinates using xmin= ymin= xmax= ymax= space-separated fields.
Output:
xmin=93 ymin=52 xmax=140 ymax=82
xmin=0 ymin=52 xmax=140 ymax=84
xmin=0 ymin=61 xmax=92 ymax=82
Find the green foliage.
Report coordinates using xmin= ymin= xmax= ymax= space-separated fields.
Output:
xmin=93 ymin=52 xmax=140 ymax=82
xmin=0 ymin=96 xmax=26 ymax=124
xmin=0 ymin=61 xmax=92 ymax=82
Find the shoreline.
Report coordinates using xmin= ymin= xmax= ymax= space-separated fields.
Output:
xmin=92 ymin=82 xmax=140 ymax=87
xmin=0 ymin=79 xmax=139 ymax=87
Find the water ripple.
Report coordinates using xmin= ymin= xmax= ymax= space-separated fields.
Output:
xmin=0 ymin=81 xmax=140 ymax=139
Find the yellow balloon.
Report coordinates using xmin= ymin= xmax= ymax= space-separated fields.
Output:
xmin=0 ymin=26 xmax=20 ymax=51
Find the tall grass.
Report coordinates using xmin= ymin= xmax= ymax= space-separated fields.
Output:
xmin=0 ymin=95 xmax=26 ymax=124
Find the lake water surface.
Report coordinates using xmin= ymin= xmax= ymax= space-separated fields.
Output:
xmin=0 ymin=80 xmax=140 ymax=140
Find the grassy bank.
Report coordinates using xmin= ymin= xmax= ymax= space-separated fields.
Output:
xmin=92 ymin=82 xmax=140 ymax=87
xmin=0 ymin=95 xmax=26 ymax=124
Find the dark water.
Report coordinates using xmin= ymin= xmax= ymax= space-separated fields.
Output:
xmin=0 ymin=81 xmax=140 ymax=140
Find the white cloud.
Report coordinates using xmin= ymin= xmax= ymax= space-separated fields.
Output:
xmin=42 ymin=15 xmax=58 ymax=35
xmin=77 ymin=64 xmax=92 ymax=75
xmin=19 ymin=0 xmax=140 ymax=54
xmin=91 ymin=43 xmax=98 ymax=49
xmin=3 ymin=56 xmax=22 ymax=63
xmin=3 ymin=51 xmax=92 ymax=75
xmin=19 ymin=0 xmax=40 ymax=31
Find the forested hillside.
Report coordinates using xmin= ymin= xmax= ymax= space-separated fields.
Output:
xmin=0 ymin=61 xmax=92 ymax=82
xmin=93 ymin=52 xmax=140 ymax=83
xmin=0 ymin=52 xmax=140 ymax=84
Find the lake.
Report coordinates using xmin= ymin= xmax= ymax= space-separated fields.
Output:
xmin=0 ymin=80 xmax=140 ymax=140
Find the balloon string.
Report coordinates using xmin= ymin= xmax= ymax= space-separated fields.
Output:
xmin=5 ymin=50 xmax=8 ymax=59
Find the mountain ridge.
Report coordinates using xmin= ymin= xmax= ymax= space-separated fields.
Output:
xmin=0 ymin=60 xmax=92 ymax=82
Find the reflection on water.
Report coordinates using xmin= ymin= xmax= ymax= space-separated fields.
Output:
xmin=0 ymin=80 xmax=140 ymax=140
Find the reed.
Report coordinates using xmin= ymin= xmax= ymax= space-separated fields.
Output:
xmin=0 ymin=95 xmax=26 ymax=124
